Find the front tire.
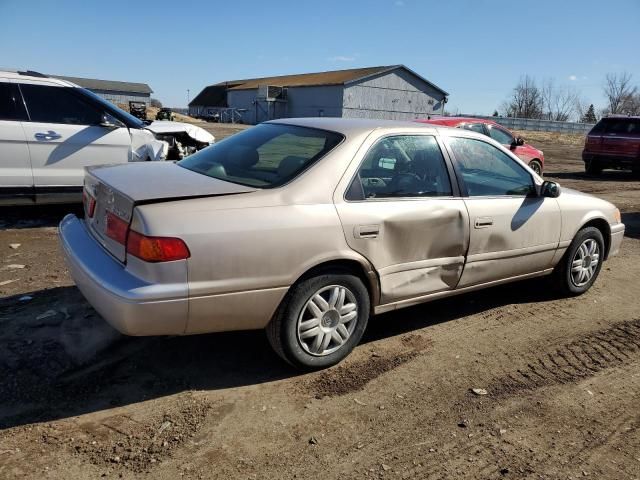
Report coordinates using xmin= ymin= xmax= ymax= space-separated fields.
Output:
xmin=529 ymin=159 xmax=543 ymax=176
xmin=266 ymin=272 xmax=370 ymax=370
xmin=553 ymin=226 xmax=605 ymax=296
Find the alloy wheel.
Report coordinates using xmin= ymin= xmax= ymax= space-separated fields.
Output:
xmin=570 ymin=238 xmax=600 ymax=287
xmin=296 ymin=285 xmax=358 ymax=356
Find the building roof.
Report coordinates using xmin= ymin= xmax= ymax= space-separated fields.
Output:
xmin=50 ymin=74 xmax=153 ymax=94
xmin=189 ymin=65 xmax=447 ymax=106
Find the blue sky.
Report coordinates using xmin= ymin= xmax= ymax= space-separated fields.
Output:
xmin=2 ymin=0 xmax=639 ymax=114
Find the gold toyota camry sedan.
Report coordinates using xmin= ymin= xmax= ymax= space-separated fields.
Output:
xmin=59 ymin=118 xmax=625 ymax=369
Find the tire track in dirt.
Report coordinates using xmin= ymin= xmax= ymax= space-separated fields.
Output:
xmin=306 ymin=333 xmax=432 ymax=397
xmin=492 ymin=319 xmax=640 ymax=395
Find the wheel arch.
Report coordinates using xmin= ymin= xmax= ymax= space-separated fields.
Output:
xmin=580 ymin=217 xmax=611 ymax=259
xmin=293 ymin=258 xmax=381 ymax=307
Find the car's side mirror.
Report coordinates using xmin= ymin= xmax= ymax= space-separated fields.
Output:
xmin=510 ymin=137 xmax=525 ymax=149
xmin=541 ymin=180 xmax=561 ymax=198
xmin=99 ymin=113 xmax=122 ymax=129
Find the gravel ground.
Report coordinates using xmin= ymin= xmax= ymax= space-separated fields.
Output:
xmin=0 ymin=128 xmax=639 ymax=479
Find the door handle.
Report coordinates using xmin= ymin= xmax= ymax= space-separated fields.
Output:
xmin=35 ymin=131 xmax=61 ymax=141
xmin=474 ymin=217 xmax=494 ymax=228
xmin=355 ymin=225 xmax=380 ymax=239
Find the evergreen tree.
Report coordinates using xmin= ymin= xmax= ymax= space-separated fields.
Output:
xmin=582 ymin=104 xmax=597 ymax=123
xmin=492 ymin=110 xmax=499 ymax=117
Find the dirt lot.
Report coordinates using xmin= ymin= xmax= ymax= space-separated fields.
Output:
xmin=1 ymin=128 xmax=639 ymax=480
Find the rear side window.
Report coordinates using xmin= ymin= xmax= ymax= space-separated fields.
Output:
xmin=0 ymin=82 xmax=28 ymax=121
xmin=20 ymin=84 xmax=103 ymax=125
xmin=178 ymin=123 xmax=343 ymax=188
xmin=589 ymin=119 xmax=607 ymax=134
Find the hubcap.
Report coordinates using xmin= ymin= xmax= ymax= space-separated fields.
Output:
xmin=571 ymin=238 xmax=600 ymax=287
xmin=296 ymin=285 xmax=358 ymax=356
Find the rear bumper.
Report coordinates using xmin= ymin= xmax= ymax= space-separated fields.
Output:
xmin=583 ymin=151 xmax=639 ymax=168
xmin=59 ymin=214 xmax=189 ymax=335
xmin=608 ymin=222 xmax=625 ymax=258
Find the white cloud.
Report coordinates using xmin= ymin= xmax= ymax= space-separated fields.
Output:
xmin=328 ymin=56 xmax=355 ymax=62
xmin=568 ymin=75 xmax=577 ymax=81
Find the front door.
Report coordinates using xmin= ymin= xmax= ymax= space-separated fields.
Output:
xmin=19 ymin=82 xmax=131 ymax=190
xmin=335 ymin=134 xmax=470 ymax=304
xmin=0 ymin=81 xmax=33 ymax=202
xmin=444 ymin=134 xmax=561 ymax=287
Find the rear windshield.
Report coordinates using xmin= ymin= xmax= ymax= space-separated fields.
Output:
xmin=178 ymin=123 xmax=344 ymax=188
xmin=591 ymin=118 xmax=640 ymax=135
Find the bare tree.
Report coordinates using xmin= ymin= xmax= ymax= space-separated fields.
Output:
xmin=603 ymin=72 xmax=637 ymax=114
xmin=501 ymin=75 xmax=543 ymax=119
xmin=541 ymin=79 xmax=580 ymax=121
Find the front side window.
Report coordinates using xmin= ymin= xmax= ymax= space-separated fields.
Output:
xmin=488 ymin=125 xmax=515 ymax=145
xmin=0 ymin=82 xmax=27 ymax=121
xmin=448 ymin=136 xmax=534 ymax=197
xmin=179 ymin=123 xmax=343 ymax=188
xmin=20 ymin=84 xmax=103 ymax=125
xmin=346 ymin=135 xmax=452 ymax=200
xmin=462 ymin=123 xmax=486 ymax=135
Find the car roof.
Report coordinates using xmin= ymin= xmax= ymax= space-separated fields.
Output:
xmin=416 ymin=116 xmax=500 ymax=127
xmin=267 ymin=117 xmax=444 ymax=136
xmin=0 ymin=69 xmax=77 ymax=87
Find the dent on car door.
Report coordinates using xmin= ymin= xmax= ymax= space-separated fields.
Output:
xmin=19 ymin=83 xmax=131 ymax=190
xmin=335 ymin=134 xmax=469 ymax=305
xmin=445 ymin=135 xmax=561 ymax=287
xmin=0 ymin=81 xmax=33 ymax=201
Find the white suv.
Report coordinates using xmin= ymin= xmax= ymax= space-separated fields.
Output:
xmin=0 ymin=70 xmax=214 ymax=205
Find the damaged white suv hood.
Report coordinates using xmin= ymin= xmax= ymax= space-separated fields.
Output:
xmin=145 ymin=121 xmax=215 ymax=144
xmin=130 ymin=128 xmax=168 ymax=162
xmin=129 ymin=121 xmax=215 ymax=162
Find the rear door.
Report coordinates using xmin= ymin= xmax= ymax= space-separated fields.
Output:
xmin=19 ymin=82 xmax=132 ymax=196
xmin=335 ymin=133 xmax=469 ymax=305
xmin=444 ymin=133 xmax=561 ymax=287
xmin=0 ymin=79 xmax=33 ymax=203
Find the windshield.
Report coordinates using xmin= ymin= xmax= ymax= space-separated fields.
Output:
xmin=178 ymin=123 xmax=344 ymax=188
xmin=78 ymin=88 xmax=145 ymax=128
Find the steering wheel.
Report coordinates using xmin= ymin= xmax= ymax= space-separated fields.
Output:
xmin=387 ymin=172 xmax=421 ymax=193
xmin=362 ymin=177 xmax=387 ymax=188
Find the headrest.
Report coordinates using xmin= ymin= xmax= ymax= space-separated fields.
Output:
xmin=226 ymin=145 xmax=259 ymax=169
xmin=278 ymin=156 xmax=307 ymax=178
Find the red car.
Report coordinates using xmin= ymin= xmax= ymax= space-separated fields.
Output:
xmin=416 ymin=117 xmax=545 ymax=175
xmin=582 ymin=116 xmax=640 ymax=175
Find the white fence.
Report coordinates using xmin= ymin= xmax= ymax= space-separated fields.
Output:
xmin=461 ymin=114 xmax=595 ymax=134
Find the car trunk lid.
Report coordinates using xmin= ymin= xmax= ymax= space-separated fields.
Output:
xmin=83 ymin=162 xmax=257 ymax=262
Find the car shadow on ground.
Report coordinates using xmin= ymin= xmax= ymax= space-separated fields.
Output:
xmin=621 ymin=212 xmax=640 ymax=239
xmin=0 ymin=204 xmax=83 ymax=230
xmin=0 ymin=276 xmax=561 ymax=430
xmin=547 ymin=170 xmax=639 ymax=182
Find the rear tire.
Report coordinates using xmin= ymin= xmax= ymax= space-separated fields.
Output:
xmin=266 ymin=272 xmax=370 ymax=370
xmin=529 ymin=159 xmax=543 ymax=176
xmin=585 ymin=158 xmax=602 ymax=175
xmin=552 ymin=226 xmax=605 ymax=296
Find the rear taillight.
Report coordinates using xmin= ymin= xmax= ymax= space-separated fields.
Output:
xmin=126 ymin=231 xmax=190 ymax=262
xmin=105 ymin=211 xmax=129 ymax=244
xmin=83 ymin=190 xmax=96 ymax=218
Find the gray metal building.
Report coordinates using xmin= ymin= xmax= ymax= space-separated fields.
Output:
xmin=51 ymin=74 xmax=154 ymax=106
xmin=189 ymin=65 xmax=448 ymax=124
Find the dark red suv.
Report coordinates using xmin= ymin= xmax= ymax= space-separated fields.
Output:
xmin=582 ymin=116 xmax=640 ymax=175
